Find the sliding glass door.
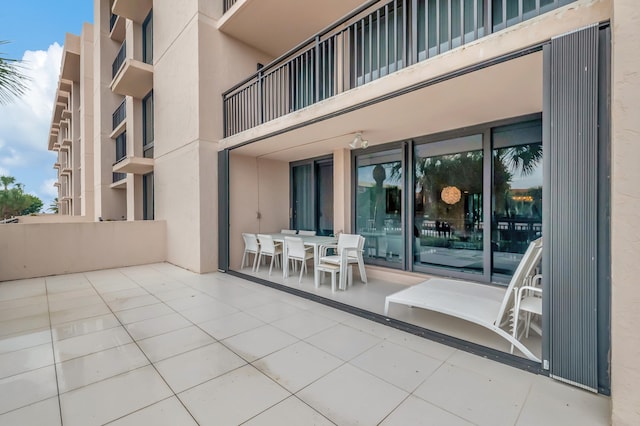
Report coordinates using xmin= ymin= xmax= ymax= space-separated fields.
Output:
xmin=291 ymin=157 xmax=334 ymax=236
xmin=355 ymin=147 xmax=404 ymax=268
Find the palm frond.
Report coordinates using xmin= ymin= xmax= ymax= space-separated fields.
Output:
xmin=0 ymin=41 xmax=29 ymax=104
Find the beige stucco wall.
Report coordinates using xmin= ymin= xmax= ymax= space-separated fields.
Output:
xmin=17 ymin=215 xmax=92 ymax=224
xmin=0 ymin=221 xmax=166 ymax=282
xmin=80 ymin=22 xmax=95 ymax=219
xmin=610 ymin=0 xmax=640 ymax=423
xmin=228 ymin=153 xmax=289 ymax=268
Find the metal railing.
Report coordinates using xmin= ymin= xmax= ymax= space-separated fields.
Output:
xmin=223 ymin=0 xmax=238 ymax=13
xmin=112 ymin=172 xmax=126 ymax=183
xmin=112 ymin=41 xmax=126 ymax=79
xmin=112 ymin=99 xmax=126 ymax=130
xmin=110 ymin=13 xmax=118 ymax=32
xmin=223 ymin=0 xmax=576 ymax=137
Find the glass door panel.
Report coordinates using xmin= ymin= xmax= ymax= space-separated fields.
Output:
xmin=356 ymin=148 xmax=403 ymax=267
xmin=414 ymin=135 xmax=484 ymax=274
xmin=291 ymin=164 xmax=313 ymax=231
xmin=491 ymin=120 xmax=543 ymax=277
xmin=316 ymin=161 xmax=334 ymax=236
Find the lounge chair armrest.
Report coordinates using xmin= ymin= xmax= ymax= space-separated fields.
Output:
xmin=530 ymin=274 xmax=542 ymax=287
xmin=518 ymin=285 xmax=542 ymax=299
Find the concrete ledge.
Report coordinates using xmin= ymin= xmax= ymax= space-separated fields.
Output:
xmin=0 ymin=220 xmax=167 ymax=281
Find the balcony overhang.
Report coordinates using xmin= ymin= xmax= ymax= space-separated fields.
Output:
xmin=61 ymin=109 xmax=72 ymax=119
xmin=61 ymin=167 xmax=72 ymax=175
xmin=112 ymin=0 xmax=152 ymax=24
xmin=219 ymin=0 xmax=364 ymax=57
xmin=53 ymin=163 xmax=61 ymax=170
xmin=110 ymin=119 xmax=126 ymax=140
xmin=110 ymin=15 xmax=126 ymax=42
xmin=60 ymin=33 xmax=81 ymax=82
xmin=59 ymin=79 xmax=73 ymax=93
xmin=53 ymin=102 xmax=65 ymax=124
xmin=61 ymin=138 xmax=72 ymax=147
xmin=110 ymin=59 xmax=153 ymax=99
xmin=53 ymin=182 xmax=61 ymax=187
xmin=60 ymin=120 xmax=69 ymax=131
xmin=112 ymin=156 xmax=154 ymax=175
xmin=110 ymin=178 xmax=127 ymax=189
xmin=57 ymin=91 xmax=70 ymax=105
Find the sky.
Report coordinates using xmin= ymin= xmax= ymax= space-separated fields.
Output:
xmin=0 ymin=2 xmax=93 ymax=211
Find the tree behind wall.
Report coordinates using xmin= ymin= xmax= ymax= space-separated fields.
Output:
xmin=0 ymin=176 xmax=43 ymax=219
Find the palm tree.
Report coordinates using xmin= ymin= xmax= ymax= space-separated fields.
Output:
xmin=0 ymin=175 xmax=15 ymax=191
xmin=0 ymin=41 xmax=28 ymax=104
xmin=48 ymin=198 xmax=59 ymax=214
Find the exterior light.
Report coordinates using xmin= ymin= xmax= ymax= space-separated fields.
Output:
xmin=441 ymin=186 xmax=462 ymax=205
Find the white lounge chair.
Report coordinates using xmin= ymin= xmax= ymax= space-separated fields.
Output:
xmin=319 ymin=234 xmax=367 ymax=290
xmin=240 ymin=233 xmax=260 ymax=271
xmin=384 ymin=238 xmax=543 ymax=361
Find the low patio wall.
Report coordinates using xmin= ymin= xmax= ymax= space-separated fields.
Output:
xmin=0 ymin=221 xmax=167 ymax=282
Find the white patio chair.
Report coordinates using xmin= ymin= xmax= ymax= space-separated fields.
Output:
xmin=281 ymin=229 xmax=297 ymax=234
xmin=319 ymin=234 xmax=367 ymax=290
xmin=298 ymin=230 xmax=317 ymax=236
xmin=240 ymin=233 xmax=260 ymax=271
xmin=256 ymin=234 xmax=282 ymax=276
xmin=512 ymin=273 xmax=543 ymax=343
xmin=285 ymin=236 xmax=313 ymax=283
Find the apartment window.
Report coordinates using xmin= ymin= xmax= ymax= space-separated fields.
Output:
xmin=143 ymin=172 xmax=154 ymax=220
xmin=115 ymin=132 xmax=127 ymax=163
xmin=143 ymin=91 xmax=154 ymax=158
xmin=143 ymin=11 xmax=153 ymax=65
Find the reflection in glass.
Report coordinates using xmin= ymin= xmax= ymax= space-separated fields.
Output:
xmin=413 ymin=135 xmax=483 ymax=274
xmin=292 ymin=164 xmax=313 ymax=231
xmin=356 ymin=149 xmax=403 ymax=266
xmin=492 ymin=141 xmax=542 ymax=276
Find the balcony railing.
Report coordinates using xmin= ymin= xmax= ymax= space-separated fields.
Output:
xmin=112 ymin=99 xmax=126 ymax=130
xmin=223 ymin=0 xmax=238 ymax=13
xmin=112 ymin=41 xmax=126 ymax=79
xmin=110 ymin=13 xmax=118 ymax=32
xmin=223 ymin=0 xmax=576 ymax=137
xmin=113 ymin=172 xmax=127 ymax=183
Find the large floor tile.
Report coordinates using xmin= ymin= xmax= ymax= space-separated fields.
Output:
xmin=0 ymin=301 xmax=49 ymax=322
xmin=154 ymin=342 xmax=246 ymax=393
xmin=114 ymin=303 xmax=174 ymax=324
xmin=59 ymin=365 xmax=172 ymax=426
xmin=48 ymin=294 xmax=104 ymax=313
xmin=0 ymin=366 xmax=58 ymax=415
xmin=0 ymin=396 xmax=61 ymax=426
xmin=0 ymin=280 xmax=46 ymax=301
xmin=100 ymin=287 xmax=149 ymax=303
xmin=178 ymin=300 xmax=238 ymax=324
xmin=351 ymin=341 xmax=443 ymax=392
xmin=198 ymin=311 xmax=265 ymax=340
xmin=253 ymin=341 xmax=343 ymax=393
xmin=0 ymin=314 xmax=50 ymax=337
xmin=49 ymin=303 xmax=111 ymax=326
xmin=46 ymin=280 xmax=92 ymax=295
xmin=137 ymin=325 xmax=215 ymax=362
xmin=0 ymin=328 xmax=51 ymax=354
xmin=413 ymin=362 xmax=531 ymax=426
xmin=165 ymin=294 xmax=217 ymax=311
xmin=244 ymin=396 xmax=334 ymax=426
xmin=516 ymin=375 xmax=610 ymax=426
xmin=51 ymin=314 xmax=120 ymax=341
xmin=178 ymin=365 xmax=290 ymax=425
xmin=385 ymin=329 xmax=457 ymax=362
xmin=380 ymin=395 xmax=473 ymax=426
xmin=125 ymin=313 xmax=191 ymax=341
xmin=107 ymin=294 xmax=160 ymax=312
xmin=222 ymin=324 xmax=298 ymax=362
xmin=305 ymin=323 xmax=382 ymax=361
xmin=244 ymin=301 xmax=304 ymax=323
xmin=152 ymin=287 xmax=200 ymax=302
xmin=56 ymin=343 xmax=149 ymax=393
xmin=297 ymin=363 xmax=408 ymax=425
xmin=0 ymin=342 xmax=54 ymax=379
xmin=107 ymin=397 xmax=197 ymax=426
xmin=271 ymin=311 xmax=337 ymax=339
xmin=53 ymin=326 xmax=132 ymax=363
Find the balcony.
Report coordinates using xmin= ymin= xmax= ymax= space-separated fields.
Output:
xmin=112 ymin=0 xmax=152 ymax=23
xmin=219 ymin=0 xmax=364 ymax=57
xmin=110 ymin=13 xmax=126 ymax=42
xmin=61 ymin=138 xmax=73 ymax=148
xmin=112 ymin=156 xmax=154 ymax=175
xmin=110 ymin=58 xmax=153 ymax=99
xmin=61 ymin=109 xmax=72 ymax=119
xmin=112 ymin=99 xmax=126 ymax=135
xmin=112 ymin=41 xmax=126 ymax=80
xmin=223 ymin=0 xmax=577 ymax=137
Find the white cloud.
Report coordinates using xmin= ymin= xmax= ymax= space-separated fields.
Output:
xmin=0 ymin=43 xmax=63 ymax=152
xmin=40 ymin=178 xmax=58 ymax=199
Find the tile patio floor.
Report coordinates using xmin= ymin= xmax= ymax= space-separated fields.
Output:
xmin=0 ymin=263 xmax=609 ymax=425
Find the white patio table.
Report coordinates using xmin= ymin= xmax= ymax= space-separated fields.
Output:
xmin=268 ymin=233 xmax=336 ymax=283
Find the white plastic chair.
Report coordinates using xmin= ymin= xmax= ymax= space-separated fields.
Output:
xmin=281 ymin=229 xmax=297 ymax=234
xmin=512 ymin=273 xmax=543 ymax=342
xmin=256 ymin=234 xmax=282 ymax=276
xmin=298 ymin=230 xmax=316 ymax=236
xmin=319 ymin=234 xmax=367 ymax=290
xmin=285 ymin=236 xmax=313 ymax=283
xmin=240 ymin=233 xmax=260 ymax=271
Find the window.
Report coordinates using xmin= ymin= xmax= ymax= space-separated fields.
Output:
xmin=143 ymin=172 xmax=154 ymax=220
xmin=143 ymin=91 xmax=153 ymax=158
xmin=290 ymin=157 xmax=334 ymax=236
xmin=142 ymin=11 xmax=153 ymax=65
